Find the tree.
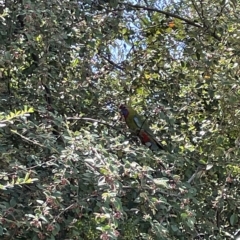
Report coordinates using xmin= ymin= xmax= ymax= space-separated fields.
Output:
xmin=0 ymin=0 xmax=239 ymax=239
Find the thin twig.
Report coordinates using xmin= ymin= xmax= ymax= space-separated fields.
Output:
xmin=51 ymin=203 xmax=77 ymax=225
xmin=10 ymin=130 xmax=44 ymax=148
xmin=10 ymin=129 xmax=59 ymax=153
xmin=4 ymin=158 xmax=57 ymax=176
xmin=190 ymin=0 xmax=204 ymax=21
xmin=66 ymin=117 xmax=120 ymax=132
xmin=187 ymin=166 xmax=201 ymax=184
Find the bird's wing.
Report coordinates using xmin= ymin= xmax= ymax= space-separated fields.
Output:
xmin=133 ymin=116 xmax=142 ymax=128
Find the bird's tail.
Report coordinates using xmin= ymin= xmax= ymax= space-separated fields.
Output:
xmin=137 ymin=129 xmax=164 ymax=151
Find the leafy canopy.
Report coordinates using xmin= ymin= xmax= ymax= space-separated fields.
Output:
xmin=0 ymin=0 xmax=239 ymax=239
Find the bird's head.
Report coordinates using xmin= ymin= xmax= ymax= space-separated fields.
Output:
xmin=119 ymin=104 xmax=129 ymax=118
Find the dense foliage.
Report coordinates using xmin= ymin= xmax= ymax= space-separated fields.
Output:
xmin=0 ymin=0 xmax=239 ymax=239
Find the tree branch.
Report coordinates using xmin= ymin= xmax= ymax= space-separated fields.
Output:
xmin=190 ymin=0 xmax=204 ymax=21
xmin=126 ymin=3 xmax=202 ymax=28
xmin=100 ymin=54 xmax=125 ymax=72
xmin=125 ymin=3 xmax=221 ymax=41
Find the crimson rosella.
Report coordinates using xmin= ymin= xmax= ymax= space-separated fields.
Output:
xmin=119 ymin=104 xmax=163 ymax=151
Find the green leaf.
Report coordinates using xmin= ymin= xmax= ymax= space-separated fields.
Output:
xmin=10 ymin=197 xmax=17 ymax=207
xmin=206 ymin=164 xmax=213 ymax=170
xmin=230 ymin=213 xmax=238 ymax=226
xmin=171 ymin=225 xmax=179 ymax=232
xmin=153 ymin=178 xmax=169 ymax=187
xmin=109 ymin=0 xmax=118 ymax=7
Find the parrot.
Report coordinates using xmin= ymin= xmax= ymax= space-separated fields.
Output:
xmin=119 ymin=104 xmax=164 ymax=151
